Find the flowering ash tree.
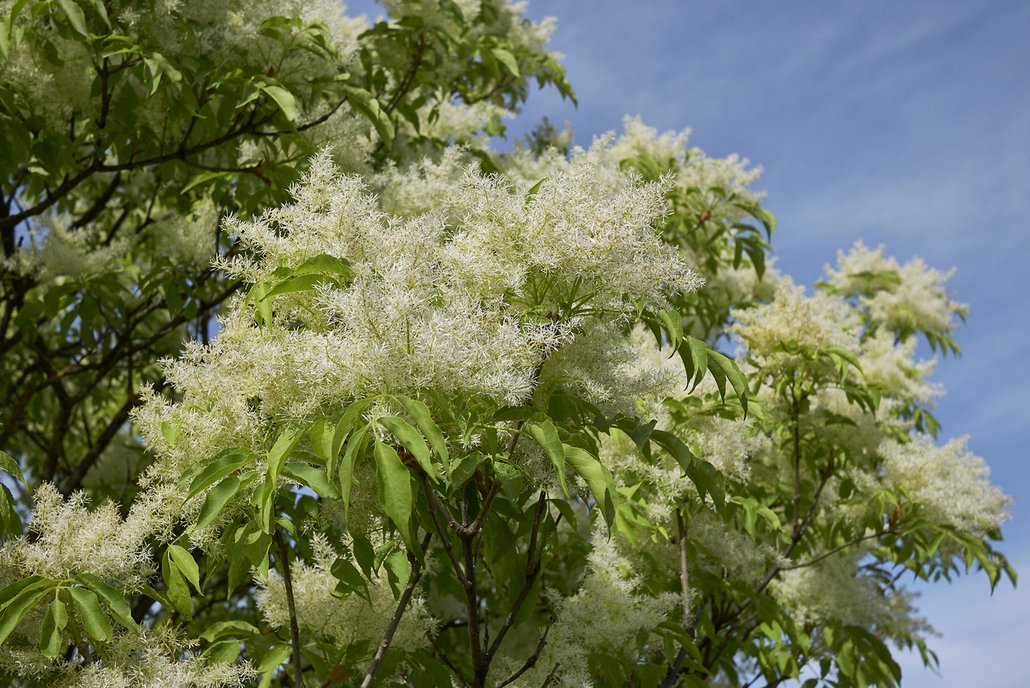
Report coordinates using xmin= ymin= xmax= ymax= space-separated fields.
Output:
xmin=0 ymin=1 xmax=1014 ymax=687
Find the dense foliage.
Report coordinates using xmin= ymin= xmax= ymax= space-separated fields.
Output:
xmin=0 ymin=1 xmax=1013 ymax=686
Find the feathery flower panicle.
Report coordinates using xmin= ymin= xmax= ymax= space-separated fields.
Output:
xmin=255 ymin=535 xmax=433 ymax=660
xmin=879 ymin=436 xmax=1010 ymax=532
xmin=772 ymin=552 xmax=889 ymax=628
xmin=62 ymin=627 xmax=254 ymax=688
xmin=858 ymin=328 xmax=941 ymax=404
xmin=730 ymin=279 xmax=860 ymax=359
xmin=501 ymin=529 xmax=677 ymax=687
xmin=0 ymin=484 xmax=155 ymax=590
xmin=140 ymin=146 xmax=701 ymax=480
xmin=826 ymin=241 xmax=967 ymax=338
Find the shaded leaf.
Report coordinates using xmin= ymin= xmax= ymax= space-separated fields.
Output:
xmin=67 ymin=587 xmax=112 ymax=642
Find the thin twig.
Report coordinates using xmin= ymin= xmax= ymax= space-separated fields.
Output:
xmin=360 ymin=532 xmax=433 ymax=688
xmin=497 ymin=622 xmax=553 ymax=688
xmin=487 ymin=492 xmax=547 ymax=660
xmin=274 ymin=528 xmax=304 ymax=688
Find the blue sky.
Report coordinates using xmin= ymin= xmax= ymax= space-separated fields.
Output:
xmin=504 ymin=1 xmax=1029 ymax=685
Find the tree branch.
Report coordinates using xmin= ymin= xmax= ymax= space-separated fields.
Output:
xmin=486 ymin=492 xmax=547 ymax=662
xmin=360 ymin=532 xmax=433 ymax=688
xmin=274 ymin=527 xmax=305 ymax=688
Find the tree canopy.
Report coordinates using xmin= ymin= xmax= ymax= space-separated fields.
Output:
xmin=0 ymin=1 xmax=1013 ymax=686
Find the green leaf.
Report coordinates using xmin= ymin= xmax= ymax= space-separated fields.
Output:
xmin=67 ymin=586 xmax=112 ymax=642
xmin=287 ymin=253 xmax=354 ymax=279
xmin=0 ymin=585 xmax=46 ymax=645
xmin=267 ymin=427 xmax=302 ymax=480
xmin=182 ymin=171 xmax=229 ymax=194
xmin=161 ymin=420 xmax=180 ymax=448
xmin=195 ymin=475 xmax=244 ymax=530
xmin=186 ymin=448 xmax=254 ymax=500
xmin=563 ymin=444 xmax=617 ymax=529
xmin=680 ymin=337 xmax=709 ymax=390
xmin=260 ymin=84 xmax=300 ymax=122
xmin=0 ymin=450 xmax=25 ymax=485
xmin=525 ymin=177 xmax=548 ymax=198
xmin=283 ymin=461 xmax=339 ymax=500
xmin=75 ymin=574 xmax=135 ymax=630
xmin=87 ymin=0 xmax=110 ymax=28
xmin=0 ymin=576 xmax=47 ymax=610
xmin=167 ymin=544 xmax=202 ymax=593
xmin=260 ymin=273 xmax=336 ymax=301
xmin=199 ymin=619 xmax=261 ymax=642
xmin=55 ymin=0 xmax=88 ymax=38
xmin=330 ymin=558 xmax=370 ymax=602
xmin=707 ymin=349 xmax=749 ymax=413
xmin=331 ymin=398 xmax=374 ymax=465
xmin=526 ymin=421 xmax=569 ymax=496
xmin=395 ymin=396 xmax=449 ymax=466
xmin=142 ymin=53 xmax=182 ymax=96
xmin=249 ymin=281 xmax=273 ymax=327
xmin=352 ymin=535 xmax=376 ymax=579
xmin=0 ymin=484 xmax=22 ymax=536
xmin=340 ymin=424 xmax=370 ymax=513
xmin=256 ymin=643 xmax=292 ymax=685
xmin=494 ymin=462 xmax=524 ymax=502
xmin=383 ymin=548 xmax=410 ymax=599
xmin=380 ymin=416 xmax=439 ymax=482
xmin=658 ymin=309 xmax=684 ymax=350
xmin=39 ymin=598 xmax=68 ymax=658
xmin=161 ymin=551 xmax=192 ymax=618
xmin=205 ymin=638 xmax=243 ymax=665
xmin=650 ymin=430 xmax=725 ymax=510
xmin=448 ymin=453 xmax=485 ymax=489
xmin=490 ymin=47 xmax=520 ymax=77
xmin=374 ymin=440 xmax=414 ymax=550
xmin=340 ymin=84 xmax=394 ymax=145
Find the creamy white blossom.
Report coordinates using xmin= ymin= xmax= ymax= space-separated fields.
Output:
xmin=826 ymin=241 xmax=967 ymax=337
xmin=879 ymin=436 xmax=1010 ymax=532
xmin=731 ymin=278 xmax=860 ymax=358
xmin=502 ymin=529 xmax=677 ymax=686
xmin=255 ymin=536 xmax=434 ymax=660
xmin=0 ymin=484 xmax=155 ymax=589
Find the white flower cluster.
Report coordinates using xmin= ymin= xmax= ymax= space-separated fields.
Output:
xmin=64 ymin=627 xmax=253 ymax=688
xmin=6 ymin=214 xmax=131 ymax=284
xmin=0 ymin=484 xmax=156 ymax=589
xmin=826 ymin=241 xmax=967 ymax=337
xmin=689 ymin=510 xmax=775 ymax=583
xmin=0 ymin=0 xmax=365 ymax=132
xmin=137 ymin=145 xmax=698 ymax=476
xmin=255 ymin=536 xmax=433 ymax=659
xmin=879 ymin=436 xmax=1010 ymax=532
xmin=857 ymin=329 xmax=940 ymax=404
xmin=731 ymin=279 xmax=860 ymax=360
xmin=149 ymin=198 xmax=220 ymax=269
xmin=501 ymin=531 xmax=677 ymax=686
xmin=772 ymin=552 xmax=887 ymax=628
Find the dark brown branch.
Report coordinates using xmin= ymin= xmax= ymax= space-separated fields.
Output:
xmin=252 ymin=96 xmax=349 ymax=137
xmin=496 ymin=622 xmax=553 ymax=688
xmin=486 ymin=492 xmax=547 ymax=662
xmin=60 ymin=390 xmax=144 ymax=495
xmin=421 ymin=476 xmax=468 ymax=587
xmin=274 ymin=528 xmax=304 ymax=688
xmin=461 ymin=529 xmax=487 ymax=687
xmin=360 ymin=532 xmax=433 ymax=688
xmin=72 ymin=171 xmax=122 ymax=229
